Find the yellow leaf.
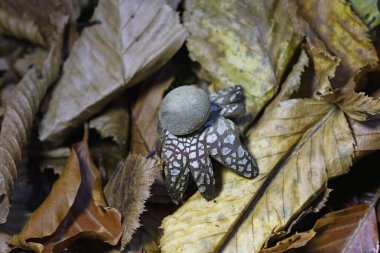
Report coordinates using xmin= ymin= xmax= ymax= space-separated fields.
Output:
xmin=39 ymin=0 xmax=187 ymax=145
xmin=183 ymin=0 xmax=302 ymax=122
xmin=289 ymin=0 xmax=378 ymax=85
xmin=349 ymin=0 xmax=380 ymax=29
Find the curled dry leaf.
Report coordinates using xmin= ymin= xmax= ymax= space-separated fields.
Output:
xmin=349 ymin=0 xmax=380 ymax=29
xmin=36 ymin=147 xmax=71 ymax=174
xmin=0 ymin=16 xmax=67 ymax=224
xmin=40 ymin=0 xmax=187 ymax=145
xmin=131 ymin=73 xmax=174 ymax=154
xmin=288 ymin=0 xmax=379 ymax=85
xmin=0 ymin=0 xmax=79 ymax=46
xmin=292 ymin=203 xmax=380 ymax=253
xmin=183 ymin=0 xmax=302 ymax=122
xmin=104 ymin=154 xmax=162 ymax=249
xmin=90 ymin=106 xmax=129 ymax=146
xmin=12 ymin=133 xmax=122 ymax=253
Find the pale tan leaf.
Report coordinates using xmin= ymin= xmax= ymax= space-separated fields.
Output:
xmin=104 ymin=154 xmax=162 ymax=249
xmin=288 ymin=0 xmax=379 ymax=85
xmin=39 ymin=0 xmax=187 ymax=144
xmin=0 ymin=17 xmax=67 ymax=224
xmin=161 ymin=99 xmax=354 ymax=253
xmin=131 ymin=74 xmax=174 ymax=154
xmin=184 ymin=0 xmax=302 ymax=122
xmin=0 ymin=0 xmax=79 ymax=46
xmin=90 ymin=106 xmax=129 ymax=146
xmin=13 ymin=47 xmax=49 ymax=77
xmin=35 ymin=147 xmax=71 ymax=174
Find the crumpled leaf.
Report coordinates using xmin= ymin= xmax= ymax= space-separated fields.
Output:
xmin=104 ymin=154 xmax=161 ymax=249
xmin=289 ymin=0 xmax=379 ymax=85
xmin=131 ymin=73 xmax=174 ymax=154
xmin=90 ymin=106 xmax=129 ymax=146
xmin=183 ymin=0 xmax=302 ymax=122
xmin=261 ymin=231 xmax=316 ymax=253
xmin=293 ymin=203 xmax=380 ymax=253
xmin=39 ymin=0 xmax=187 ymax=145
xmin=0 ymin=16 xmax=67 ymax=224
xmin=338 ymin=91 xmax=380 ymax=121
xmin=12 ymin=133 xmax=122 ymax=253
xmin=349 ymin=0 xmax=380 ymax=29
xmin=0 ymin=0 xmax=79 ymax=46
xmin=35 ymin=147 xmax=71 ymax=174
xmin=349 ymin=90 xmax=380 ymax=159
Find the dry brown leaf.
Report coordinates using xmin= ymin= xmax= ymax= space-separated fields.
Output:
xmin=292 ymin=204 xmax=379 ymax=253
xmin=104 ymin=154 xmax=162 ymax=249
xmin=131 ymin=74 xmax=174 ymax=154
xmin=183 ymin=0 xmax=302 ymax=122
xmin=0 ymin=17 xmax=67 ymax=224
xmin=90 ymin=106 xmax=129 ymax=146
xmin=261 ymin=231 xmax=316 ymax=253
xmin=0 ymin=0 xmax=79 ymax=46
xmin=13 ymin=47 xmax=49 ymax=77
xmin=35 ymin=147 xmax=71 ymax=174
xmin=288 ymin=0 xmax=379 ymax=85
xmin=338 ymin=91 xmax=380 ymax=121
xmin=12 ymin=133 xmax=122 ymax=253
xmin=39 ymin=0 xmax=187 ymax=145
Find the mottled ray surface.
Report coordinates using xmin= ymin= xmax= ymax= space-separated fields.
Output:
xmin=160 ymin=86 xmax=258 ymax=203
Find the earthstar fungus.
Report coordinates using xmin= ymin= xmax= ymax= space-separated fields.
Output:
xmin=159 ymin=85 xmax=259 ymax=203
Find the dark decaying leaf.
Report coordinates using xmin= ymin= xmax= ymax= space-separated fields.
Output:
xmin=12 ymin=133 xmax=122 ymax=253
xmin=90 ymin=106 xmax=129 ymax=146
xmin=39 ymin=0 xmax=187 ymax=145
xmin=104 ymin=154 xmax=162 ymax=249
xmin=0 ymin=16 xmax=67 ymax=224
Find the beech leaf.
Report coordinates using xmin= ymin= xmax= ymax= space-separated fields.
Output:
xmin=12 ymin=133 xmax=122 ymax=253
xmin=104 ymin=154 xmax=162 ymax=249
xmin=288 ymin=0 xmax=379 ymax=84
xmin=293 ymin=203 xmax=380 ymax=253
xmin=90 ymin=106 xmax=129 ymax=146
xmin=183 ymin=0 xmax=302 ymax=121
xmin=0 ymin=17 xmax=67 ymax=224
xmin=39 ymin=0 xmax=187 ymax=144
xmin=131 ymin=74 xmax=174 ymax=154
xmin=0 ymin=0 xmax=79 ymax=46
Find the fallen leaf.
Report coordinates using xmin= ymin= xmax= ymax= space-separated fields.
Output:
xmin=90 ymin=106 xmax=129 ymax=146
xmin=292 ymin=203 xmax=380 ymax=253
xmin=261 ymin=231 xmax=316 ymax=253
xmin=288 ymin=0 xmax=379 ymax=85
xmin=349 ymin=90 xmax=380 ymax=159
xmin=13 ymin=47 xmax=49 ymax=77
xmin=349 ymin=0 xmax=380 ymax=29
xmin=39 ymin=0 xmax=187 ymax=145
xmin=35 ymin=147 xmax=71 ymax=174
xmin=104 ymin=154 xmax=162 ymax=249
xmin=0 ymin=0 xmax=79 ymax=46
xmin=131 ymin=73 xmax=174 ymax=154
xmin=0 ymin=16 xmax=67 ymax=223
xmin=183 ymin=0 xmax=302 ymax=122
xmin=12 ymin=132 xmax=122 ymax=253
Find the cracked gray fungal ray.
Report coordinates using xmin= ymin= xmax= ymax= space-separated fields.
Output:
xmin=159 ymin=85 xmax=258 ymax=203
